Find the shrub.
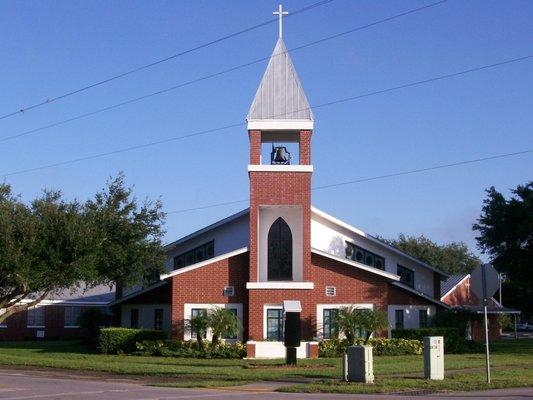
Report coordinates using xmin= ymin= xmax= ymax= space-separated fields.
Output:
xmin=319 ymin=338 xmax=422 ymax=357
xmin=135 ymin=340 xmax=165 ymax=356
xmin=392 ymin=327 xmax=461 ymax=353
xmin=162 ymin=340 xmax=246 ymax=359
xmin=98 ymin=328 xmax=167 ymax=354
xmin=432 ymin=308 xmax=481 ymax=338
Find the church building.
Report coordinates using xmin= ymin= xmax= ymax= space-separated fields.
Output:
xmin=111 ymin=28 xmax=451 ymax=358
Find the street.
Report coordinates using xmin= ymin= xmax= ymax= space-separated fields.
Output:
xmin=0 ymin=370 xmax=531 ymax=400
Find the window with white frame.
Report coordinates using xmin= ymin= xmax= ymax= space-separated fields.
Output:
xmin=266 ymin=308 xmax=284 ymax=341
xmin=27 ymin=306 xmax=45 ymax=327
xmin=190 ymin=308 xmax=207 ymax=339
xmin=64 ymin=306 xmax=82 ymax=327
xmin=322 ymin=309 xmax=338 ymax=339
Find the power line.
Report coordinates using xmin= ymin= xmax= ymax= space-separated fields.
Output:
xmin=0 ymin=0 xmax=333 ymax=121
xmin=0 ymin=0 xmax=449 ymax=144
xmin=165 ymin=149 xmax=533 ymax=214
xmin=1 ymin=54 xmax=531 ymax=178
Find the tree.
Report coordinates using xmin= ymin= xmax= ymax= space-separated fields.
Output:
xmin=208 ymin=306 xmax=239 ymax=347
xmin=473 ymin=182 xmax=532 ymax=318
xmin=78 ymin=308 xmax=111 ymax=346
xmin=0 ymin=173 xmax=166 ymax=324
xmin=185 ymin=312 xmax=209 ymax=351
xmin=358 ymin=309 xmax=388 ymax=344
xmin=333 ymin=306 xmax=388 ymax=345
xmin=381 ymin=234 xmax=479 ymax=275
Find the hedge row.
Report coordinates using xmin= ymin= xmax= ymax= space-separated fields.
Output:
xmin=391 ymin=327 xmax=461 ymax=353
xmin=136 ymin=340 xmax=247 ymax=359
xmin=319 ymin=338 xmax=423 ymax=357
xmin=98 ymin=328 xmax=167 ymax=354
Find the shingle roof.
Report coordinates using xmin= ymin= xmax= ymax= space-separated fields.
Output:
xmin=43 ymin=284 xmax=115 ymax=304
xmin=441 ymin=274 xmax=469 ymax=297
xmin=247 ymin=38 xmax=313 ymax=121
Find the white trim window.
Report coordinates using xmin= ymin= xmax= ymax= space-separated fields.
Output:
xmin=64 ymin=306 xmax=82 ymax=328
xmin=27 ymin=306 xmax=45 ymax=328
xmin=266 ymin=308 xmax=284 ymax=341
xmin=316 ymin=304 xmax=374 ymax=340
xmin=183 ymin=303 xmax=243 ymax=341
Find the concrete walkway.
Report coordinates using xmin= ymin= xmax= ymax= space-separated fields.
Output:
xmin=0 ymin=370 xmax=531 ymax=399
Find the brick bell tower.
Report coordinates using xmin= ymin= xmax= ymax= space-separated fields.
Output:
xmin=245 ymin=28 xmax=315 ymax=344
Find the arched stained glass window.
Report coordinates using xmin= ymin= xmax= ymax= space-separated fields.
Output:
xmin=267 ymin=217 xmax=293 ymax=281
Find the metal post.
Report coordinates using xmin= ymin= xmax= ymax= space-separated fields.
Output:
xmin=482 ymin=264 xmax=491 ymax=384
xmin=514 ymin=314 xmax=518 ymax=339
xmin=483 ymin=304 xmax=491 ymax=384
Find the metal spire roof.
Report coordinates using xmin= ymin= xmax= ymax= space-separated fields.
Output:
xmin=247 ymin=38 xmax=313 ymax=122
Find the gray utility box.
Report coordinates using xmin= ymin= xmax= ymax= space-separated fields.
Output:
xmin=424 ymin=336 xmax=444 ymax=380
xmin=343 ymin=345 xmax=374 ymax=383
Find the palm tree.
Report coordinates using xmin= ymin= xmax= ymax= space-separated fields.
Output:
xmin=185 ymin=312 xmax=209 ymax=351
xmin=208 ymin=306 xmax=239 ymax=347
xmin=357 ymin=309 xmax=388 ymax=344
xmin=333 ymin=306 xmax=361 ymax=346
xmin=333 ymin=306 xmax=389 ymax=345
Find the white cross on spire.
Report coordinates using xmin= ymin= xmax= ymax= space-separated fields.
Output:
xmin=273 ymin=4 xmax=288 ymax=39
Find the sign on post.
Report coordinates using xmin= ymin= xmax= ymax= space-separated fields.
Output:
xmin=470 ymin=263 xmax=499 ymax=384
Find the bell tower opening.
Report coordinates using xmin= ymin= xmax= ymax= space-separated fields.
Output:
xmin=260 ymin=133 xmax=301 ymax=166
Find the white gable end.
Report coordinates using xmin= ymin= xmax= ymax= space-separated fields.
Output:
xmin=311 ymin=207 xmax=436 ymax=297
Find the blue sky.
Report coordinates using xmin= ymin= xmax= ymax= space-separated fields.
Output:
xmin=1 ymin=0 xmax=532 ymax=259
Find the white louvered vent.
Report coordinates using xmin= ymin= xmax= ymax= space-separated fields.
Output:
xmin=325 ymin=286 xmax=336 ymax=297
xmin=223 ymin=286 xmax=234 ymax=297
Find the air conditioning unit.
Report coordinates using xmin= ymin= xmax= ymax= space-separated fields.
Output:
xmin=223 ymin=286 xmax=234 ymax=297
xmin=325 ymin=286 xmax=336 ymax=297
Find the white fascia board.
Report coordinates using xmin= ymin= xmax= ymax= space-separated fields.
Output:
xmin=392 ymin=281 xmax=451 ymax=309
xmin=163 ymin=209 xmax=249 ymax=251
xmin=311 ymin=206 xmax=450 ymax=278
xmin=312 ymin=248 xmax=400 ymax=281
xmin=247 ymin=120 xmax=314 ymax=131
xmin=440 ymin=274 xmax=471 ymax=301
xmin=246 ymin=282 xmax=314 ymax=290
xmin=16 ymin=299 xmax=110 ymax=306
xmin=108 ymin=280 xmax=167 ymax=306
xmin=161 ymin=247 xmax=248 ymax=280
xmin=248 ymin=165 xmax=313 ymax=173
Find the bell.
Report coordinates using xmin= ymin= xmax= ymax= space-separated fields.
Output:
xmin=273 ymin=146 xmax=289 ymax=163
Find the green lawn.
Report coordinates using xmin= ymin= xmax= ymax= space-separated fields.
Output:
xmin=0 ymin=339 xmax=531 ymax=393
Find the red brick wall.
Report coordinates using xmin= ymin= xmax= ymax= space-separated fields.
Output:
xmin=247 ymin=253 xmax=436 ymax=341
xmin=442 ymin=276 xmax=479 ymax=306
xmin=170 ymin=252 xmax=249 ymax=340
xmin=0 ymin=306 xmax=87 ymax=341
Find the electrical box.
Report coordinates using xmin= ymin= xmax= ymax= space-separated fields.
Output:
xmin=424 ymin=336 xmax=444 ymax=380
xmin=345 ymin=345 xmax=374 ymax=383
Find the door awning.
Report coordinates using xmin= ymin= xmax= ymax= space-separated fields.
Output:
xmin=283 ymin=300 xmax=302 ymax=313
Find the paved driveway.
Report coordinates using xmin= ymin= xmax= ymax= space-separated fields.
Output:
xmin=0 ymin=370 xmax=531 ymax=399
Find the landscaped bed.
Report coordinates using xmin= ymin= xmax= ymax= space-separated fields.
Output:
xmin=0 ymin=339 xmax=531 ymax=393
